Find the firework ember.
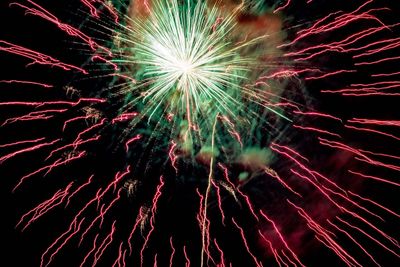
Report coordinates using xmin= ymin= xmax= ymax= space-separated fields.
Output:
xmin=1 ymin=0 xmax=399 ymax=266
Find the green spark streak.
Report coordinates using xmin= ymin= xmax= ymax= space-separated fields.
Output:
xmin=121 ymin=0 xmax=251 ymax=132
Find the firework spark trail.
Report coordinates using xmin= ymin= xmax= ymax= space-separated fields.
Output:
xmin=0 ymin=137 xmax=46 ymax=149
xmin=2 ymin=108 xmax=68 ymax=126
xmin=264 ymin=167 xmax=303 ymax=198
xmin=80 ymin=234 xmax=100 ymax=267
xmin=232 ymin=218 xmax=262 ymax=267
xmin=169 ymin=237 xmax=175 ymax=267
xmin=328 ymin=220 xmax=382 ymax=267
xmin=78 ymin=189 xmax=122 ymax=244
xmin=12 ymin=150 xmax=86 ymax=191
xmin=92 ymin=220 xmax=117 ymax=266
xmin=0 ymin=79 xmax=53 ymax=88
xmin=112 ymin=242 xmax=125 ymax=267
xmin=66 ymin=174 xmax=94 ymax=207
xmin=0 ymin=138 xmax=60 ymax=164
xmin=16 ymin=182 xmax=73 ymax=231
xmin=168 ymin=140 xmax=178 ymax=172
xmin=10 ymin=0 xmax=113 ymax=55
xmin=39 ymin=167 xmax=130 ymax=267
xmin=63 ymin=115 xmax=97 ymax=132
xmin=183 ymin=245 xmax=190 ymax=267
xmin=213 ymin=238 xmax=225 ymax=267
xmin=125 ymin=134 xmax=141 ymax=152
xmin=348 ymin=170 xmax=400 ymax=187
xmin=258 ymin=230 xmax=286 ymax=267
xmin=0 ymin=98 xmax=105 ymax=107
xmin=335 ymin=217 xmax=400 ymax=258
xmin=200 ymin=114 xmax=218 ymax=267
xmin=0 ymin=40 xmax=87 ymax=73
xmin=211 ymin=179 xmax=226 ymax=225
xmin=41 ymin=217 xmax=86 ymax=267
xmin=288 ymin=200 xmax=363 ymax=267
xmin=80 ymin=0 xmax=119 ymax=23
xmin=318 ymin=138 xmax=400 ymax=172
xmin=140 ymin=176 xmax=165 ymax=266
xmin=259 ymin=210 xmax=305 ymax=267
xmin=347 ymin=191 xmax=400 ymax=219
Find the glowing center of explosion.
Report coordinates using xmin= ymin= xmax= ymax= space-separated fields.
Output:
xmin=129 ymin=0 xmax=251 ymax=126
xmin=177 ymin=60 xmax=194 ymax=76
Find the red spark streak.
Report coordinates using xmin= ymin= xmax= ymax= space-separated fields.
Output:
xmin=168 ymin=140 xmax=178 ymax=172
xmin=211 ymin=179 xmax=226 ymax=225
xmin=328 ymin=220 xmax=381 ymax=267
xmin=217 ymin=163 xmax=259 ymax=219
xmin=0 ymin=40 xmax=87 ymax=74
xmin=153 ymin=254 xmax=158 ymax=267
xmin=258 ymin=230 xmax=285 ymax=267
xmin=0 ymin=137 xmax=45 ymax=148
xmin=274 ymin=0 xmax=291 ymax=14
xmin=41 ymin=217 xmax=86 ymax=267
xmin=111 ymin=112 xmax=138 ymax=124
xmin=305 ymin=70 xmax=357 ymax=81
xmin=78 ymin=189 xmax=122 ymax=244
xmin=270 ymin=144 xmax=348 ymax=195
xmin=288 ymin=201 xmax=362 ymax=267
xmin=17 ymin=182 xmax=73 ymax=231
xmin=92 ymin=221 xmax=117 ymax=266
xmin=2 ymin=108 xmax=68 ymax=126
xmin=66 ymin=174 xmax=94 ymax=207
xmin=74 ymin=118 xmax=106 ymax=144
xmin=13 ymin=150 xmax=85 ymax=191
xmin=140 ymin=177 xmax=165 ymax=266
xmin=63 ymin=116 xmax=93 ymax=132
xmin=264 ymin=167 xmax=302 ymax=198
xmin=0 ymin=98 xmax=105 ymax=107
xmin=348 ymin=191 xmax=400 ymax=219
xmin=355 ymin=55 xmax=400 ymax=66
xmin=271 ymin=143 xmax=309 ymax=162
xmin=183 ymin=245 xmax=191 ymax=267
xmin=0 ymin=79 xmax=53 ymax=88
xmin=112 ymin=242 xmax=125 ymax=267
xmin=319 ymin=137 xmax=400 ymax=172
xmin=348 ymin=170 xmax=400 ymax=187
xmin=111 ymin=73 xmax=137 ymax=84
xmin=321 ymin=185 xmax=384 ymax=222
xmin=231 ymin=218 xmax=262 ymax=267
xmin=92 ymin=55 xmax=119 ymax=70
xmin=80 ymin=234 xmax=99 ymax=267
xmin=345 ymin=124 xmax=400 ymax=141
xmin=293 ymin=111 xmax=343 ymax=122
xmin=213 ymin=239 xmax=225 ymax=267
xmin=259 ymin=210 xmax=305 ymax=267
xmin=348 ymin=118 xmax=400 ymax=127
xmin=125 ymin=134 xmax=142 ymax=152
xmin=128 ymin=206 xmax=145 ymax=254
xmin=169 ymin=237 xmax=175 ymax=267
xmin=0 ymin=138 xmax=60 ymax=164
xmin=11 ymin=0 xmax=112 ymax=56
xmin=47 ymin=136 xmax=100 ymax=160
xmin=336 ymin=217 xmax=400 ymax=258
xmin=80 ymin=0 xmax=119 ymax=23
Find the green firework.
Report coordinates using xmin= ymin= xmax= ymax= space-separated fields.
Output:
xmin=112 ymin=0 xmax=288 ymax=158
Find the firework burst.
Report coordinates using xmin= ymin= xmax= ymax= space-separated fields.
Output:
xmin=1 ymin=0 xmax=400 ymax=266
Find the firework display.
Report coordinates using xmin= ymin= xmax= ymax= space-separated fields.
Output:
xmin=1 ymin=0 xmax=399 ymax=266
